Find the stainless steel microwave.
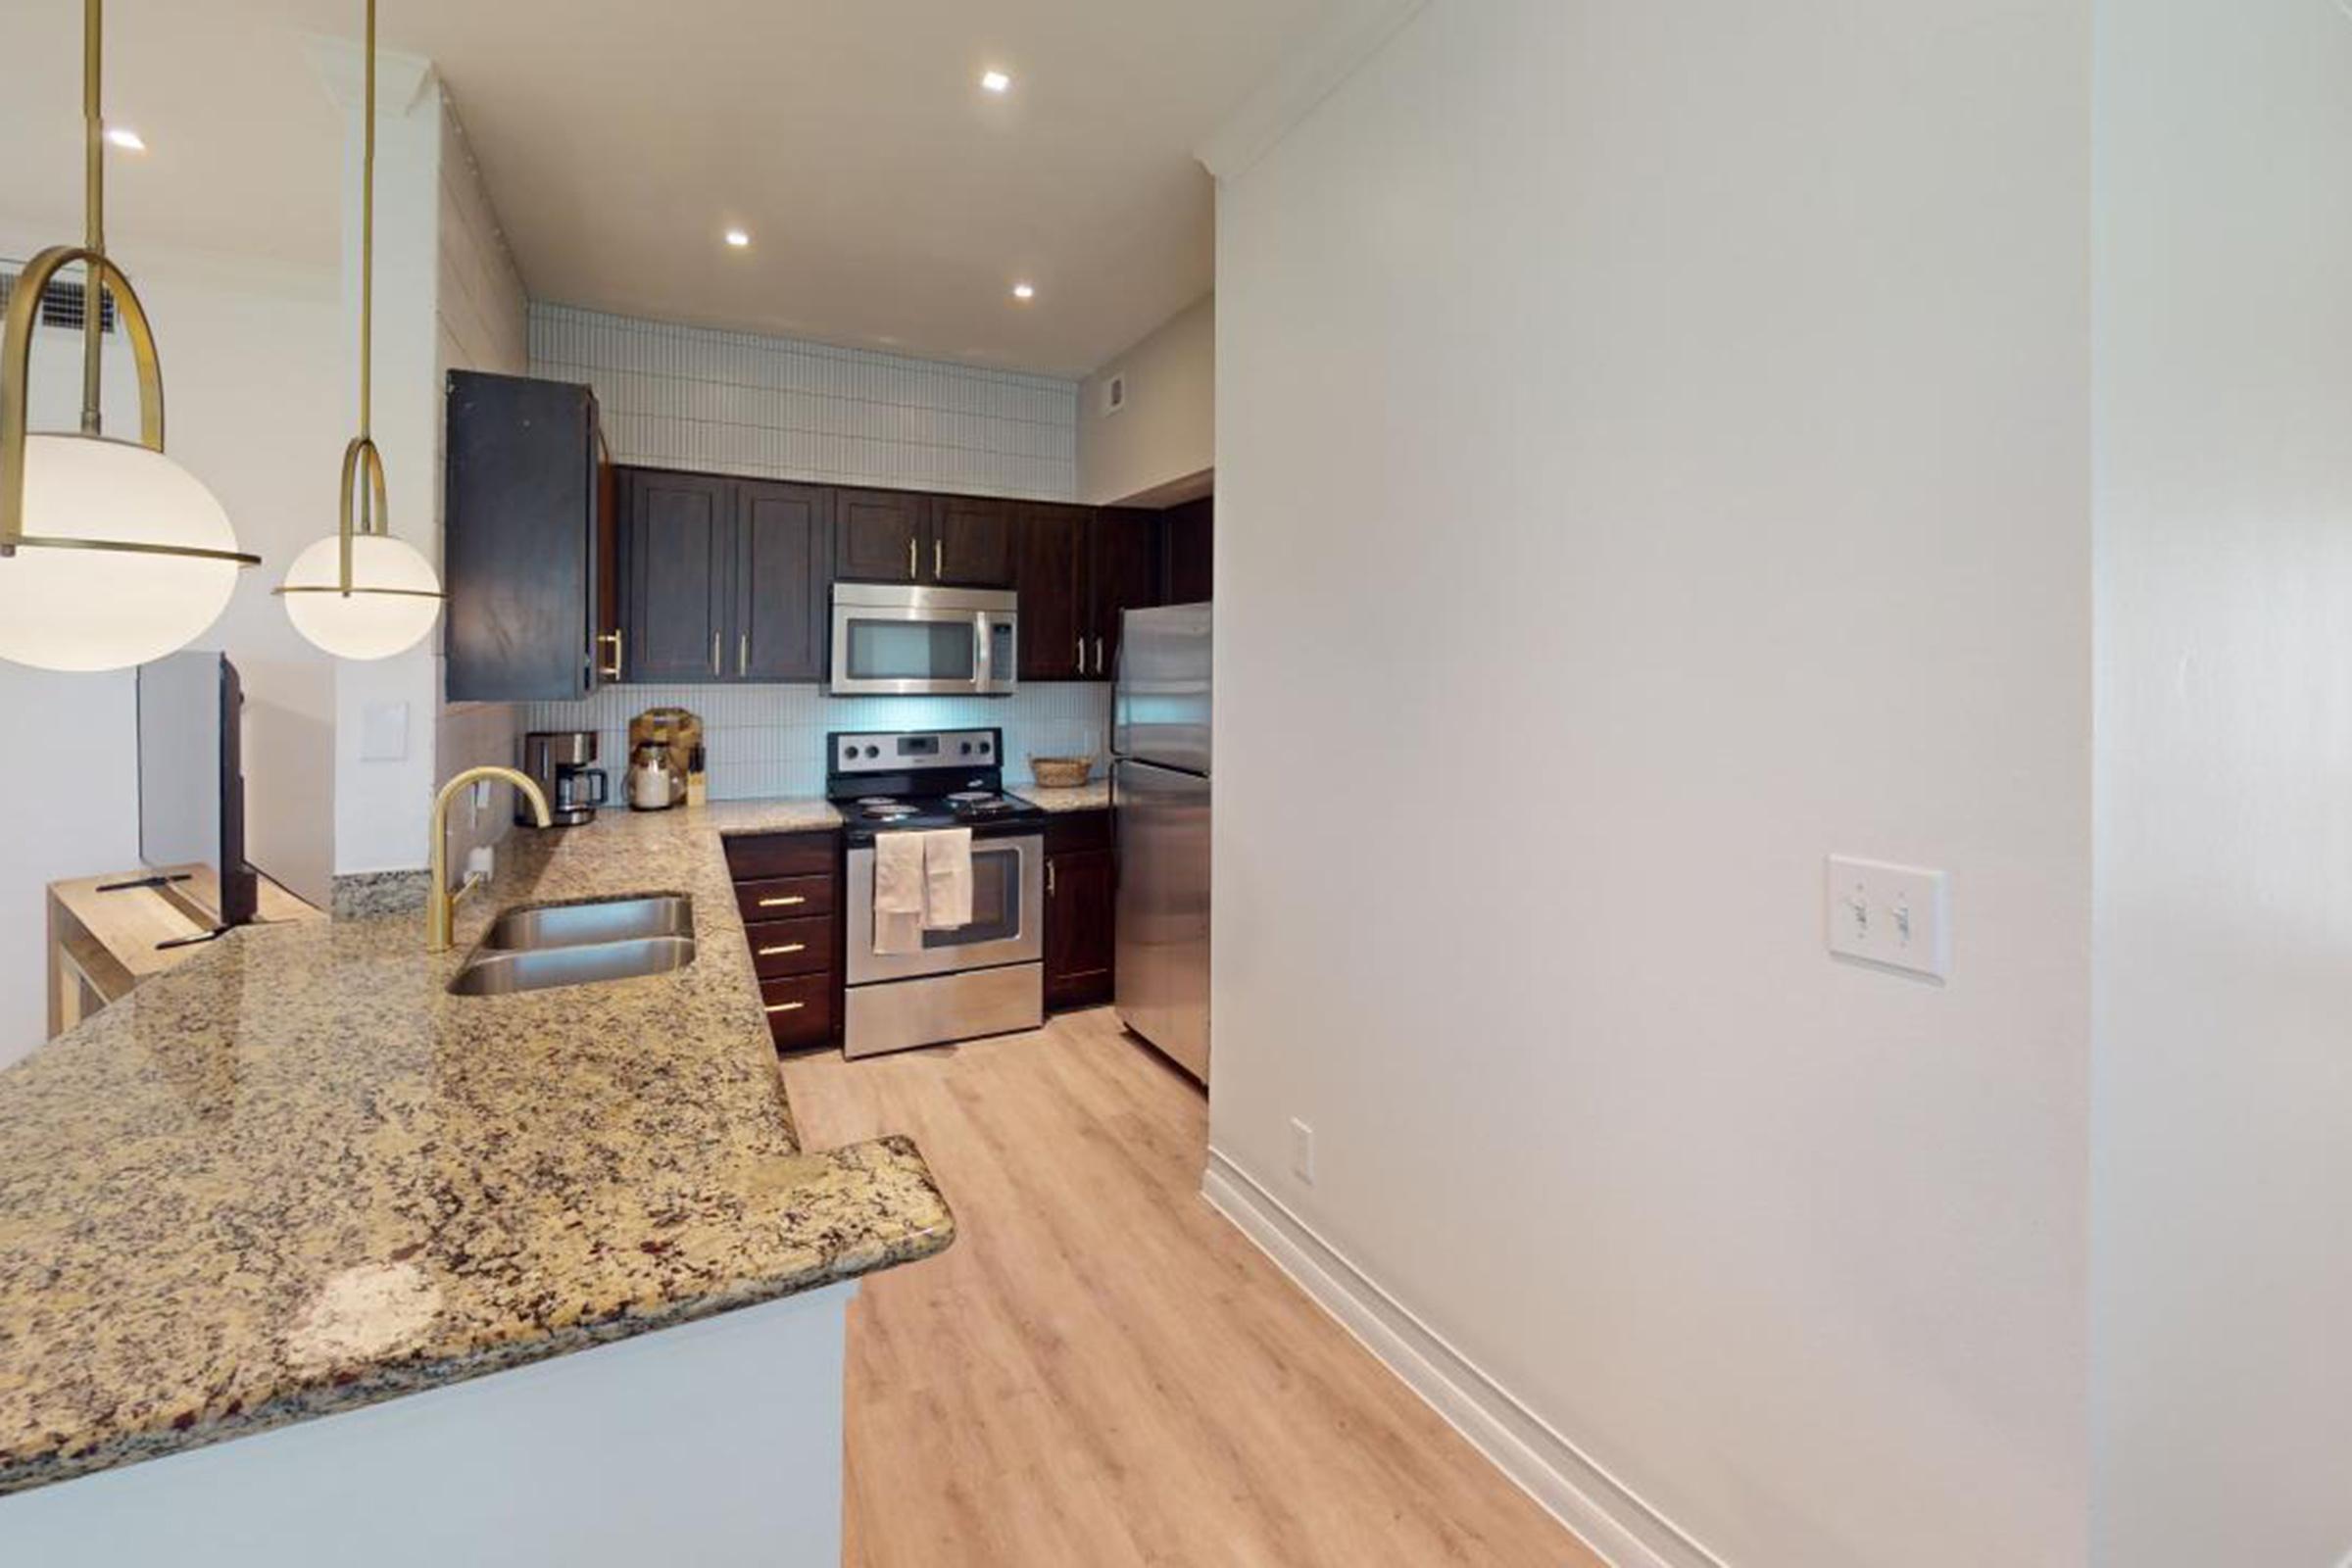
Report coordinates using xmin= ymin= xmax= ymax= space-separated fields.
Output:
xmin=830 ymin=583 xmax=1018 ymax=697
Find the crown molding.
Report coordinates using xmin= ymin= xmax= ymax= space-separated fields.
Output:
xmin=1194 ymin=0 xmax=1429 ymax=182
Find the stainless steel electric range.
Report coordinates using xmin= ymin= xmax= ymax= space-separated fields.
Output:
xmin=828 ymin=728 xmax=1048 ymax=1058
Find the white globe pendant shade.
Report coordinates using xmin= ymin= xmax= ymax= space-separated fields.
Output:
xmin=0 ymin=433 xmax=242 ymax=672
xmin=279 ymin=532 xmax=443 ymax=661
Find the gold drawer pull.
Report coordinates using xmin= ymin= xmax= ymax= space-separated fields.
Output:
xmin=757 ymin=943 xmax=808 ymax=957
xmin=757 ymin=896 xmax=808 ymax=908
xmin=765 ymin=1001 xmax=807 ymax=1014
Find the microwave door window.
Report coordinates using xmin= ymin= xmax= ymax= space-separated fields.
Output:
xmin=847 ymin=618 xmax=977 ymax=683
xmin=920 ymin=847 xmax=1019 ymax=950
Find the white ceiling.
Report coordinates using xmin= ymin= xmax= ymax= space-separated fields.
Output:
xmin=0 ymin=0 xmax=1335 ymax=375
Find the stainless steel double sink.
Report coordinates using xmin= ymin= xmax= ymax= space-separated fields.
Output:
xmin=447 ymin=894 xmax=698 ymax=996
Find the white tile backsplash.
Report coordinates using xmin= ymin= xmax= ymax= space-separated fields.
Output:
xmin=516 ymin=683 xmax=1111 ymax=802
xmin=530 ymin=305 xmax=1079 ymax=500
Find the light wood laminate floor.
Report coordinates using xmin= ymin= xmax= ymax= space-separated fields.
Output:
xmin=779 ymin=1007 xmax=1600 ymax=1568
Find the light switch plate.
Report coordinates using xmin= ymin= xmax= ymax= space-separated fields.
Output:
xmin=1289 ymin=1118 xmax=1316 ymax=1185
xmin=1826 ymin=856 xmax=1950 ymax=980
xmin=359 ymin=701 xmax=410 ymax=762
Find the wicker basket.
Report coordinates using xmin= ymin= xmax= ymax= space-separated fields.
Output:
xmin=1029 ymin=756 xmax=1094 ymax=789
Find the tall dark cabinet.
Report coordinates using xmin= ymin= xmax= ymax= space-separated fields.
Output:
xmin=1093 ymin=508 xmax=1163 ymax=679
xmin=1014 ymin=503 xmax=1091 ymax=680
xmin=444 ymin=371 xmax=616 ymax=701
xmin=1161 ymin=496 xmax=1213 ymax=606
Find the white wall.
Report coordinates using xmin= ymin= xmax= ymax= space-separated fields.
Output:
xmin=2090 ymin=1 xmax=2352 ymax=1562
xmin=1078 ymin=293 xmax=1213 ymax=506
xmin=1212 ymin=4 xmax=2091 ymax=1566
xmin=531 ymin=304 xmax=1078 ymax=500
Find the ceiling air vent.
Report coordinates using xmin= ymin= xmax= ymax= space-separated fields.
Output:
xmin=0 ymin=263 xmax=119 ymax=335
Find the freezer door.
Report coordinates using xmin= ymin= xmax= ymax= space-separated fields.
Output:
xmin=1113 ymin=758 xmax=1210 ymax=1082
xmin=1112 ymin=603 xmax=1211 ymax=774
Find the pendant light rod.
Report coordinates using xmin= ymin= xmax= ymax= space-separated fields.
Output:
xmin=359 ymin=0 xmax=373 ymax=461
xmin=79 ymin=0 xmax=105 ymax=437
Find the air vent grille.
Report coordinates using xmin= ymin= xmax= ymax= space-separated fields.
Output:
xmin=0 ymin=264 xmax=119 ymax=335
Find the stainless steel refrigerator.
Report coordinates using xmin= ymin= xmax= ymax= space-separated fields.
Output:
xmin=1112 ymin=603 xmax=1211 ymax=1084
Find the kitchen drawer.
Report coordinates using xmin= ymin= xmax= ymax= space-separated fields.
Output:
xmin=745 ymin=915 xmax=834 ymax=978
xmin=760 ymin=972 xmax=835 ymax=1049
xmin=736 ymin=874 xmax=835 ymax=923
xmin=724 ymin=831 xmax=838 ymax=881
xmin=1045 ymin=808 xmax=1113 ymax=854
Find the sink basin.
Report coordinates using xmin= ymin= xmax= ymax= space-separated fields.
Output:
xmin=480 ymin=894 xmax=693 ymax=952
xmin=447 ymin=936 xmax=699 ymax=997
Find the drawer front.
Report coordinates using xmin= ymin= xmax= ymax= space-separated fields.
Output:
xmin=725 ymin=831 xmax=838 ymax=881
xmin=1045 ymin=808 xmax=1113 ymax=854
xmin=760 ymin=973 xmax=835 ymax=1048
xmin=746 ymin=915 xmax=834 ymax=978
xmin=737 ymin=874 xmax=835 ymax=923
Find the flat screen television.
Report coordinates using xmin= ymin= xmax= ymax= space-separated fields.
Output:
xmin=135 ymin=650 xmax=257 ymax=930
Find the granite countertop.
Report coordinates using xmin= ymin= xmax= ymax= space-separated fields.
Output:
xmin=0 ymin=795 xmax=950 ymax=1497
xmin=1013 ymin=779 xmax=1111 ymax=813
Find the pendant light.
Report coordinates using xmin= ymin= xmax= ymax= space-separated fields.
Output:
xmin=275 ymin=0 xmax=443 ymax=661
xmin=0 ymin=0 xmax=258 ymax=673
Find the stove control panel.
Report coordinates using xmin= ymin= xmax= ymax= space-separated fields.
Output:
xmin=829 ymin=727 xmax=1000 ymax=776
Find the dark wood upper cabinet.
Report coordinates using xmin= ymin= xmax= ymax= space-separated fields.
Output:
xmin=735 ymin=480 xmax=832 ymax=682
xmin=1161 ymin=496 xmax=1213 ymax=606
xmin=623 ymin=469 xmax=731 ymax=682
xmin=1093 ymin=508 xmax=1164 ymax=679
xmin=1014 ymin=503 xmax=1090 ymax=680
xmin=445 ymin=370 xmax=611 ymax=701
xmin=834 ymin=488 xmax=926 ymax=583
xmin=929 ymin=496 xmax=1015 ymax=587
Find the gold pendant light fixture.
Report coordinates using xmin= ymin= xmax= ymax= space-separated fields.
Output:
xmin=276 ymin=0 xmax=444 ymax=661
xmin=0 ymin=0 xmax=259 ymax=673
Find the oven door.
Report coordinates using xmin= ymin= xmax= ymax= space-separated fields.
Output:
xmin=846 ymin=832 xmax=1045 ymax=983
xmin=830 ymin=584 xmax=1019 ymax=696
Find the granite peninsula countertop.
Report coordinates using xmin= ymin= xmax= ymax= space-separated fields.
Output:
xmin=1012 ymin=779 xmax=1111 ymax=813
xmin=0 ymin=795 xmax=952 ymax=1497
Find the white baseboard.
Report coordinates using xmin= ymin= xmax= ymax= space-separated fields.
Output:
xmin=1202 ymin=1149 xmax=1729 ymax=1568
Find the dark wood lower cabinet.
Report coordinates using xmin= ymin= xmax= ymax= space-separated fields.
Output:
xmin=1044 ymin=810 xmax=1116 ymax=1010
xmin=725 ymin=830 xmax=844 ymax=1049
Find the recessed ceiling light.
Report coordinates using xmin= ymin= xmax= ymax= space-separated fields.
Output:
xmin=980 ymin=70 xmax=1011 ymax=94
xmin=724 ymin=228 xmax=751 ymax=249
xmin=1011 ymin=282 xmax=1036 ymax=301
xmin=105 ymin=125 xmax=145 ymax=152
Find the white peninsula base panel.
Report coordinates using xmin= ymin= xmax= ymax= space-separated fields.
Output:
xmin=0 ymin=1282 xmax=856 ymax=1567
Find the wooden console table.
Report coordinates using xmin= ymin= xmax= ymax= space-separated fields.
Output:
xmin=46 ymin=866 xmax=320 ymax=1040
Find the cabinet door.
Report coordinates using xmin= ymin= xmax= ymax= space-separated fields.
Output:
xmin=445 ymin=371 xmax=598 ymax=701
xmin=623 ymin=468 xmax=732 ymax=682
xmin=1161 ymin=496 xmax=1213 ymax=607
xmin=929 ymin=496 xmax=1015 ymax=587
xmin=1092 ymin=508 xmax=1163 ymax=680
xmin=734 ymin=480 xmax=831 ymax=681
xmin=1014 ymin=503 xmax=1089 ymax=680
xmin=834 ymin=488 xmax=926 ymax=583
xmin=1045 ymin=847 xmax=1116 ymax=1009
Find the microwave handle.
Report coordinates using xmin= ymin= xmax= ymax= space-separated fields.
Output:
xmin=974 ymin=611 xmax=993 ymax=691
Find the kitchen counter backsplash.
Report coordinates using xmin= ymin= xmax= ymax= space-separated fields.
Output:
xmin=518 ymin=683 xmax=1110 ymax=801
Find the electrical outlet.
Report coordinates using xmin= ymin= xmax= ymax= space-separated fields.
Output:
xmin=471 ymin=779 xmax=493 ymax=812
xmin=1826 ymin=856 xmax=1950 ymax=980
xmin=1290 ymin=1118 xmax=1316 ymax=1185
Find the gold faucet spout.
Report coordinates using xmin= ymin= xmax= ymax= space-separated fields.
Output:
xmin=428 ymin=765 xmax=552 ymax=953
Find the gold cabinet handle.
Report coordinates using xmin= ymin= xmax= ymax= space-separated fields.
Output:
xmin=597 ymin=628 xmax=623 ymax=680
xmin=757 ymin=942 xmax=808 ymax=956
xmin=1047 ymin=860 xmax=1057 ymax=898
xmin=764 ymin=1001 xmax=806 ymax=1014
xmin=757 ymin=895 xmax=808 ymax=908
xmin=907 ymin=537 xmax=917 ymax=578
xmin=934 ymin=538 xmax=944 ymax=578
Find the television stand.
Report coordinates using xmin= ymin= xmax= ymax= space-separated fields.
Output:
xmin=45 ymin=865 xmax=319 ymax=1040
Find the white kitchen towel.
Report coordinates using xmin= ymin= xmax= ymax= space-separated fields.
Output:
xmin=873 ymin=831 xmax=926 ymax=956
xmin=922 ymin=827 xmax=973 ymax=930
